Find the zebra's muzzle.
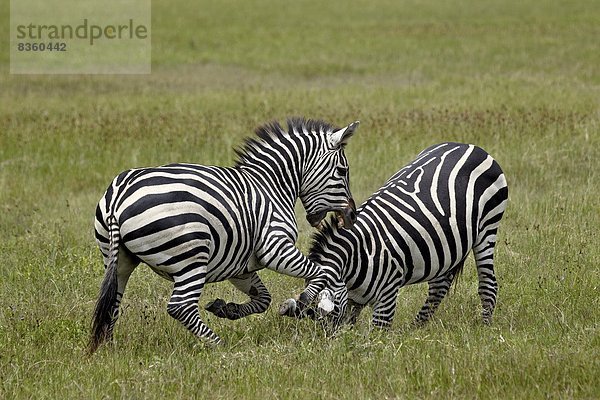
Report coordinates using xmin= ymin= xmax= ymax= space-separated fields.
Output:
xmin=306 ymin=211 xmax=328 ymax=227
xmin=336 ymin=198 xmax=357 ymax=229
xmin=306 ymin=198 xmax=356 ymax=229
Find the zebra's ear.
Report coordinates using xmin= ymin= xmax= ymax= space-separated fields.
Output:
xmin=328 ymin=121 xmax=359 ymax=149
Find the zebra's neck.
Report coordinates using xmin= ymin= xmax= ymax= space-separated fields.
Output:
xmin=236 ymin=143 xmax=304 ymax=212
xmin=311 ymin=223 xmax=358 ymax=284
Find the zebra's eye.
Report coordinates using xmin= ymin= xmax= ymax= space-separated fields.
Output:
xmin=336 ymin=166 xmax=348 ymax=176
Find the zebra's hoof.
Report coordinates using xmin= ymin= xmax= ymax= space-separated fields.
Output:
xmin=205 ymin=298 xmax=227 ymax=317
xmin=412 ymin=319 xmax=427 ymax=328
xmin=279 ymin=298 xmax=297 ymax=317
xmin=482 ymin=308 xmax=493 ymax=325
xmin=194 ymin=337 xmax=224 ymax=350
xmin=224 ymin=303 xmax=242 ymax=320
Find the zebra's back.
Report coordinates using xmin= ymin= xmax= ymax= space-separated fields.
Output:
xmin=351 ymin=143 xmax=506 ymax=292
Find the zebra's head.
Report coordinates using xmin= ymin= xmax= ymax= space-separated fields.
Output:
xmin=308 ymin=219 xmax=351 ymax=324
xmin=316 ymin=286 xmax=348 ymax=326
xmin=300 ymin=120 xmax=359 ymax=230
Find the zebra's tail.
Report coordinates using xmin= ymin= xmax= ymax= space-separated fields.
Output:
xmin=89 ymin=216 xmax=120 ymax=354
xmin=450 ymin=257 xmax=467 ymax=289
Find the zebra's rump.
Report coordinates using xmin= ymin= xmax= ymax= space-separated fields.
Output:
xmin=358 ymin=143 xmax=507 ymax=285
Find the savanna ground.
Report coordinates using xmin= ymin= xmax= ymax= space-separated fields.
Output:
xmin=1 ymin=1 xmax=599 ymax=398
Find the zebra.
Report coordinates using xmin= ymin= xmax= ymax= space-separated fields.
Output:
xmin=89 ymin=117 xmax=359 ymax=353
xmin=280 ymin=142 xmax=508 ymax=329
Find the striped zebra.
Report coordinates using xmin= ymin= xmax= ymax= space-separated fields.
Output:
xmin=281 ymin=142 xmax=508 ymax=328
xmin=89 ymin=118 xmax=359 ymax=353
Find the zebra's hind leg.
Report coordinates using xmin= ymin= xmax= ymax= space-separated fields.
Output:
xmin=473 ymin=235 xmax=499 ymax=325
xmin=167 ymin=263 xmax=221 ymax=344
xmin=413 ymin=264 xmax=461 ymax=326
xmin=205 ymin=272 xmax=271 ymax=320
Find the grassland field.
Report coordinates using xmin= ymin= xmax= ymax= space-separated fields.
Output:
xmin=0 ymin=0 xmax=599 ymax=399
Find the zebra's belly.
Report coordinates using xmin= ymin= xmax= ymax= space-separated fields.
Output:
xmin=130 ymin=238 xmax=255 ymax=284
xmin=396 ymin=243 xmax=468 ymax=286
xmin=383 ymin=214 xmax=474 ymax=285
xmin=119 ymin=207 xmax=255 ymax=282
xmin=345 ymin=233 xmax=470 ymax=305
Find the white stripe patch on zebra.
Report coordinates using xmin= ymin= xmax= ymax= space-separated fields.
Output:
xmin=317 ymin=289 xmax=335 ymax=316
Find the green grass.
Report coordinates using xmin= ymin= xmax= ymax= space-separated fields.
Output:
xmin=1 ymin=0 xmax=599 ymax=398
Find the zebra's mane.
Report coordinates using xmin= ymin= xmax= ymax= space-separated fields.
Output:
xmin=308 ymin=216 xmax=340 ymax=262
xmin=235 ymin=117 xmax=338 ymax=167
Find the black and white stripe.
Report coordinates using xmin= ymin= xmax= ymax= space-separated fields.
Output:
xmin=89 ymin=118 xmax=359 ymax=353
xmin=283 ymin=142 xmax=508 ymax=328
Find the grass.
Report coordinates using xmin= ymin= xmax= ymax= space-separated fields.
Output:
xmin=1 ymin=0 xmax=599 ymax=398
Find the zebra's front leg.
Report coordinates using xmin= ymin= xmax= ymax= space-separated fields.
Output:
xmin=372 ymin=286 xmax=399 ymax=328
xmin=167 ymin=267 xmax=221 ymax=344
xmin=414 ymin=268 xmax=459 ymax=326
xmin=345 ymin=300 xmax=365 ymax=326
xmin=258 ymin=238 xmax=327 ymax=317
xmin=205 ymin=272 xmax=271 ymax=320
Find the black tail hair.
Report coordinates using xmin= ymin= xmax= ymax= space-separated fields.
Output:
xmin=88 ymin=217 xmax=119 ymax=354
xmin=450 ymin=257 xmax=467 ymax=290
